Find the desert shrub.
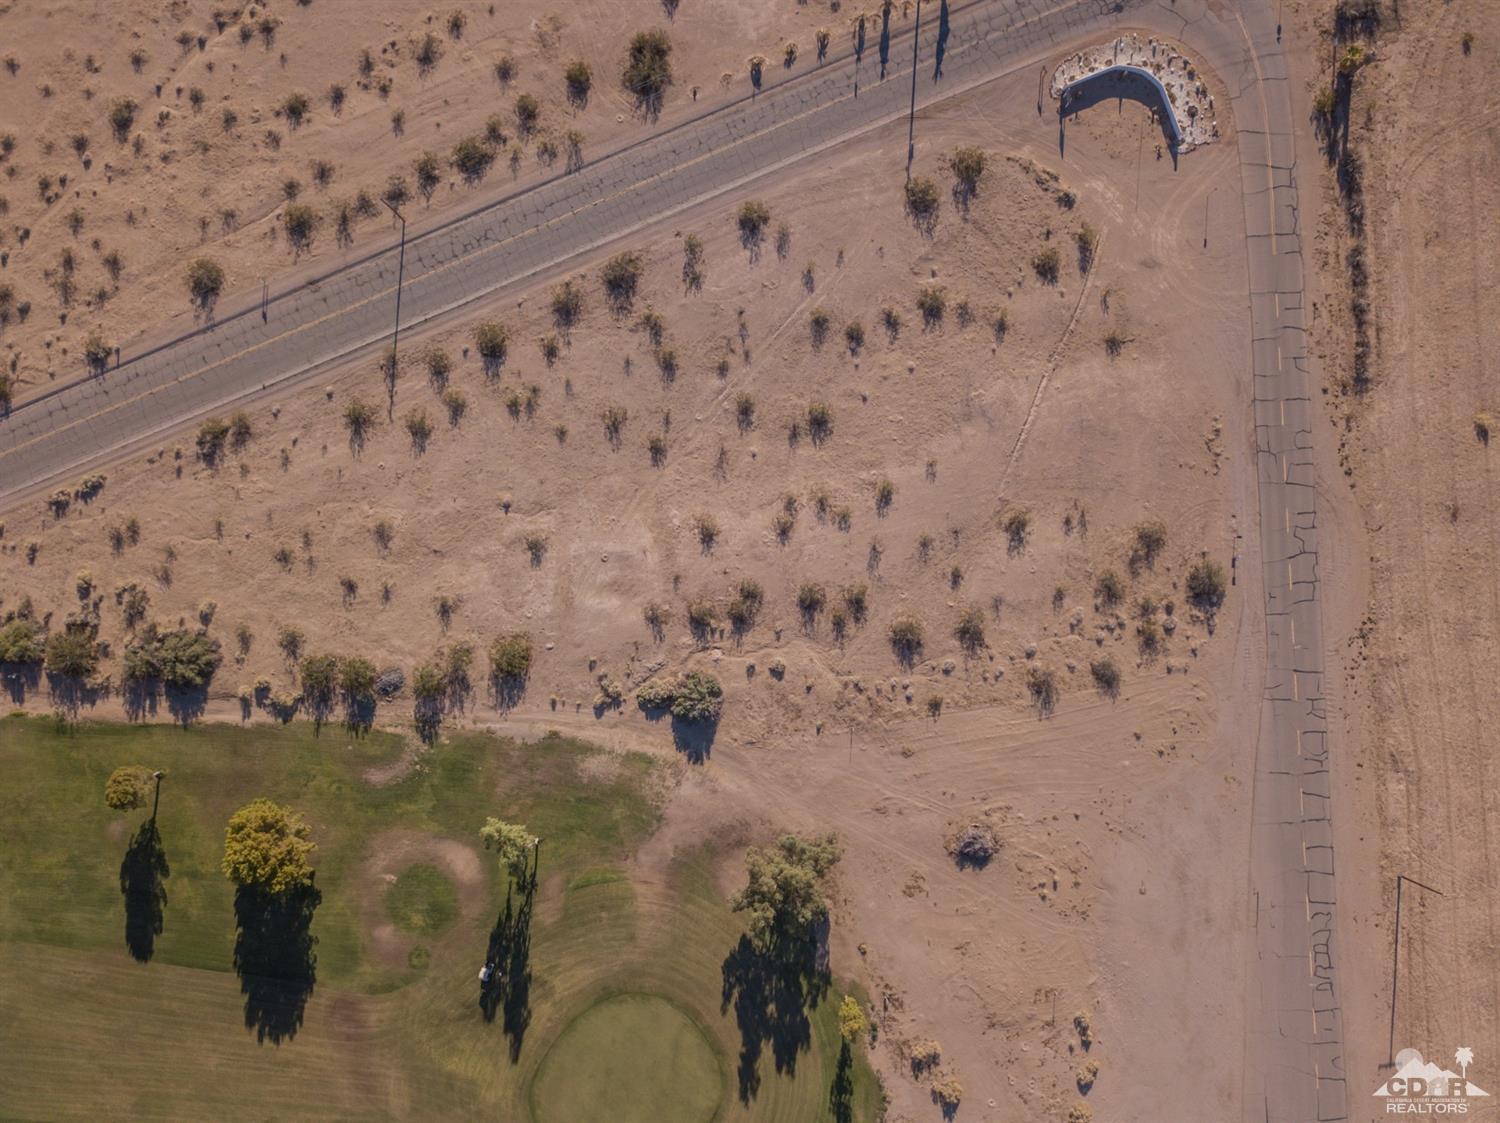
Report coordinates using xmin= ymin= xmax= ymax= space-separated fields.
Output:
xmin=635 ymin=677 xmax=676 ymax=710
xmin=844 ymin=320 xmax=865 ymax=354
xmin=422 ymin=347 xmax=453 ymax=386
xmin=796 ymin=583 xmax=826 ymax=624
xmin=108 ymin=97 xmax=138 ymax=141
xmin=343 ymin=398 xmax=378 ymax=447
xmin=404 ymin=409 xmax=433 ymax=452
xmin=196 ymin=417 xmax=231 ymax=464
xmin=875 ymin=477 xmax=895 ymax=513
xmin=917 ymin=284 xmax=946 ymax=327
xmin=413 ymin=30 xmax=443 ymax=74
xmin=643 ymin=601 xmax=669 ymax=640
xmin=1032 ymin=246 xmax=1061 ymax=284
xmin=1076 ymin=222 xmax=1098 ymax=272
xmin=955 ymin=607 xmax=985 ymax=652
xmin=564 ymin=60 xmax=592 ymax=105
xmin=297 ymin=653 xmax=339 ymax=709
xmin=82 ymin=331 xmax=112 ymax=372
xmin=181 ymin=256 xmax=227 ymax=311
xmin=737 ymin=200 xmax=771 ymax=247
xmin=1090 ymin=656 xmax=1120 ymax=696
xmin=949 ymin=145 xmax=986 ymax=203
xmin=815 ymin=27 xmax=832 ymax=59
xmin=1002 ymin=509 xmax=1030 ymax=551
xmin=551 ymin=278 xmax=584 ymax=330
xmin=809 ymin=307 xmax=831 ymax=347
xmin=682 ymin=233 xmax=706 ymax=290
xmin=881 ymin=306 xmax=902 ymax=341
xmin=488 ymin=632 xmax=533 ymax=684
xmin=601 ymin=404 xmax=629 ymax=447
xmin=671 ymin=670 xmax=722 ymax=722
xmin=1186 ymin=558 xmax=1227 ymax=610
xmin=1132 ymin=519 xmax=1168 ymax=569
xmin=735 ymin=392 xmax=756 ymax=432
xmin=441 ymin=387 xmax=467 ymax=425
xmin=451 ymin=136 xmax=494 ymax=183
xmin=904 ymin=176 xmax=940 ymax=232
xmin=283 ymin=203 xmax=317 ymax=250
xmin=1137 ymin=618 xmax=1163 ymax=655
xmin=772 ymin=510 xmax=795 ymax=544
xmin=728 ymin=579 xmax=764 ymax=631
xmin=623 ymin=30 xmax=673 ymax=115
xmin=281 ymin=91 xmax=310 ymax=127
xmin=601 ymin=251 xmax=643 ymax=311
xmin=473 ymin=321 xmax=510 ymax=372
xmin=513 ymin=93 xmax=540 ymax=136
xmin=687 ymin=599 xmax=719 ymax=639
xmin=1095 ymin=569 xmax=1124 ymax=608
xmin=889 ymin=617 xmax=923 ymax=665
xmin=692 ymin=513 xmax=720 ymax=551
xmin=647 ymin=434 xmax=668 ymax=466
xmin=947 ymin=822 xmax=999 ymax=867
xmin=1026 ymin=665 xmax=1059 ymax=714
xmin=1474 ymin=410 xmax=1497 ymax=444
xmin=414 ymin=151 xmax=442 ymax=200
xmin=806 ymin=401 xmax=833 ymax=445
xmin=932 ymin=1073 xmax=963 ymax=1111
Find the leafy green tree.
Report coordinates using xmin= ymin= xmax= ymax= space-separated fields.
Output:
xmin=488 ymin=633 xmax=532 ymax=681
xmin=105 ymin=765 xmax=154 ymax=812
xmin=122 ymin=625 xmax=222 ymax=687
xmin=222 ymin=799 xmax=316 ymax=894
xmin=339 ymin=656 xmax=377 ymax=702
xmin=480 ymin=817 xmax=536 ymax=881
xmin=44 ymin=623 xmax=100 ymax=678
xmin=731 ymin=832 xmax=842 ymax=953
xmin=0 ymin=617 xmax=44 ymax=664
xmin=670 ymin=671 xmax=722 ymax=722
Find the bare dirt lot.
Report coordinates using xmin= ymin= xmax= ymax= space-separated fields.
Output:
xmin=0 ymin=4 xmax=1349 ymax=1120
xmin=1302 ymin=0 xmax=1500 ymax=1101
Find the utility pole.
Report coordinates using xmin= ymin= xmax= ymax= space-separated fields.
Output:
xmin=1386 ymin=874 xmax=1444 ymax=1068
xmin=381 ymin=200 xmax=408 ymax=413
xmin=905 ymin=0 xmax=923 ymax=174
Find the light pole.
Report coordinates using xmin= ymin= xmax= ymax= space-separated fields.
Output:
xmin=1386 ymin=873 xmax=1444 ymax=1068
xmin=382 ymin=200 xmax=408 ymax=413
xmin=905 ymin=0 xmax=923 ymax=174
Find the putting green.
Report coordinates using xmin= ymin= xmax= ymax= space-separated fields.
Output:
xmin=530 ymin=993 xmax=724 ymax=1123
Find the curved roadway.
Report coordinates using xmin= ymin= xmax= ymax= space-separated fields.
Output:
xmin=0 ymin=1 xmax=1345 ymax=1119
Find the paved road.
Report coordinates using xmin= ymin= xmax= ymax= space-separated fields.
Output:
xmin=0 ymin=1 xmax=1346 ymax=1118
xmin=0 ymin=0 xmax=1135 ymax=501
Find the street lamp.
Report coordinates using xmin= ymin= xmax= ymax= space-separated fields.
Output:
xmin=381 ymin=200 xmax=408 ymax=412
xmin=905 ymin=0 xmax=924 ymax=175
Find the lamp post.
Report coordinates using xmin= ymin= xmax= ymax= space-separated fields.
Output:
xmin=381 ymin=200 xmax=407 ymax=412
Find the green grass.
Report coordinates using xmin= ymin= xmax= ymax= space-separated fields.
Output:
xmin=0 ymin=717 xmax=881 ymax=1121
xmin=386 ymin=864 xmax=460 ymax=936
xmin=531 ymin=993 xmax=723 ymax=1123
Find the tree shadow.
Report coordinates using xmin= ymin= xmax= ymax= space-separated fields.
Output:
xmin=164 ymin=681 xmax=209 ymax=725
xmin=480 ymin=851 xmax=538 ymax=1062
xmin=720 ymin=935 xmax=830 ymax=1104
xmin=1 ymin=662 xmax=41 ymax=704
xmin=45 ymin=672 xmax=106 ymax=719
xmin=878 ymin=5 xmax=892 ymax=78
xmin=670 ymin=715 xmax=718 ymax=763
xmin=120 ymin=818 xmax=169 ymax=962
xmin=233 ymin=881 xmax=321 ymax=1044
xmin=830 ymin=1040 xmax=854 ymax=1123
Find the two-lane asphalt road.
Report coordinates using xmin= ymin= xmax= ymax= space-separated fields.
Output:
xmin=0 ymin=1 xmax=1349 ymax=1118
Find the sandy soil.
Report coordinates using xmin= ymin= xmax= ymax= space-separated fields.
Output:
xmin=0 ymin=0 xmax=870 ymax=409
xmin=1 ymin=12 xmax=1273 ymax=1122
xmin=1299 ymin=0 xmax=1500 ymax=1100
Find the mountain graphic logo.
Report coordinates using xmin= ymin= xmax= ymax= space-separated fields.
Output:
xmin=1376 ymin=1048 xmax=1491 ymax=1103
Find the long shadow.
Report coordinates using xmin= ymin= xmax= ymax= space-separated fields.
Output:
xmin=479 ymin=851 xmax=538 ymax=1061
xmin=45 ymin=672 xmax=106 ymax=719
xmin=670 ymin=715 xmax=718 ymax=763
xmin=1 ymin=662 xmax=40 ymax=704
xmin=164 ymin=681 xmax=209 ymax=725
xmin=233 ymin=880 xmax=321 ymax=1044
xmin=830 ymin=1040 xmax=854 ymax=1123
xmin=120 ymin=818 xmax=169 ymax=962
xmin=878 ymin=5 xmax=891 ymax=78
xmin=933 ymin=0 xmax=951 ymax=79
xmin=720 ymin=935 xmax=830 ymax=1104
xmin=1060 ymin=70 xmax=1180 ymax=166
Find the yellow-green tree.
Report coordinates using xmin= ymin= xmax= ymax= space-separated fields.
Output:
xmin=838 ymin=995 xmax=868 ymax=1043
xmin=222 ymin=799 xmax=315 ymax=894
xmin=104 ymin=765 xmax=153 ymax=812
xmin=480 ymin=817 xmax=536 ymax=881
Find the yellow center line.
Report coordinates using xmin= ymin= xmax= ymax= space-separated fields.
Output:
xmin=2 ymin=0 xmax=1084 ymax=471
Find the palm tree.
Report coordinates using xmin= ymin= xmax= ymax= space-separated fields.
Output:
xmin=1456 ymin=1047 xmax=1474 ymax=1079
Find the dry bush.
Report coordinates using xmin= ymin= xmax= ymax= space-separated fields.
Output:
xmin=623 ymin=29 xmax=672 ymax=116
xmin=1032 ymin=246 xmax=1061 ymax=284
xmin=954 ymin=607 xmax=985 ymax=652
xmin=904 ymin=176 xmax=940 ymax=233
xmin=1026 ymin=664 xmax=1059 ymax=715
xmin=601 ymin=252 xmax=643 ymax=312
